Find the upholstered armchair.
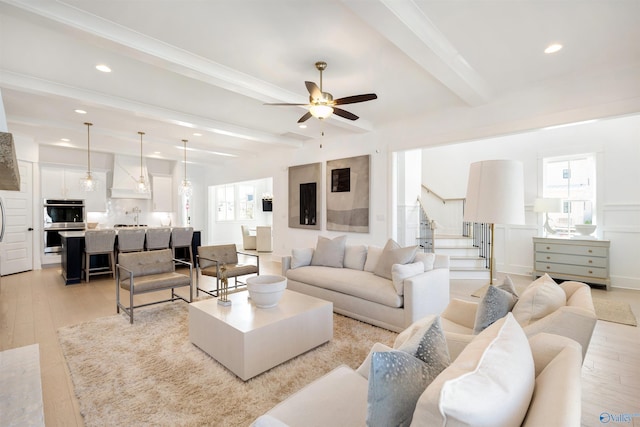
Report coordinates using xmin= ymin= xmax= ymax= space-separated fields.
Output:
xmin=241 ymin=225 xmax=257 ymax=250
xmin=441 ymin=279 xmax=597 ymax=361
xmin=196 ymin=244 xmax=259 ymax=297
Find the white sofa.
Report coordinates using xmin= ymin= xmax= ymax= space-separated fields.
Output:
xmin=253 ymin=314 xmax=583 ymax=427
xmin=282 ymin=239 xmax=450 ymax=333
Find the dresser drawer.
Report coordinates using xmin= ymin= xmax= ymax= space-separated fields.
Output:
xmin=535 ymin=262 xmax=608 ymax=279
xmin=534 ymin=252 xmax=607 ymax=268
xmin=535 ymin=242 xmax=608 ymax=257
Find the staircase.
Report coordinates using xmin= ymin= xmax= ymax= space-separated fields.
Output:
xmin=434 ymin=234 xmax=490 ymax=280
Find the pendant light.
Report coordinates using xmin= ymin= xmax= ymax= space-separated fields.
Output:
xmin=80 ymin=122 xmax=96 ymax=192
xmin=136 ymin=131 xmax=149 ymax=193
xmin=178 ymin=139 xmax=193 ymax=197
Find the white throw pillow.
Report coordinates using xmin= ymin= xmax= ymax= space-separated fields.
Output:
xmin=310 ymin=235 xmax=347 ymax=268
xmin=411 ymin=314 xmax=535 ymax=427
xmin=344 ymin=244 xmax=368 ymax=271
xmin=512 ymin=274 xmax=566 ymax=327
xmin=364 ymin=246 xmax=383 ymax=272
xmin=414 ymin=252 xmax=436 ymax=272
xmin=373 ymin=239 xmax=418 ymax=280
xmin=391 ymin=262 xmax=425 ymax=295
xmin=290 ymin=248 xmax=314 ymax=269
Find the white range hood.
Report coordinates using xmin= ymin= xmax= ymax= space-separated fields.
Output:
xmin=110 ymin=154 xmax=151 ymax=199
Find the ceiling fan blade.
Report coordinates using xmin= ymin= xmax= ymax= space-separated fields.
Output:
xmin=333 ymin=107 xmax=359 ymax=121
xmin=305 ymin=81 xmax=322 ymax=99
xmin=297 ymin=111 xmax=313 ymax=123
xmin=334 ymin=93 xmax=378 ymax=105
xmin=264 ymin=103 xmax=308 ymax=106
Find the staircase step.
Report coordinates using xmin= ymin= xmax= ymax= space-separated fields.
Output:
xmin=450 ymin=267 xmax=490 ymax=280
xmin=434 ymin=235 xmax=474 ymax=248
xmin=436 ymin=246 xmax=481 ymax=257
xmin=450 ymin=256 xmax=487 ymax=268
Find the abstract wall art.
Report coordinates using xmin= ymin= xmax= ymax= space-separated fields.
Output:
xmin=326 ymin=155 xmax=370 ymax=233
xmin=288 ymin=162 xmax=321 ymax=229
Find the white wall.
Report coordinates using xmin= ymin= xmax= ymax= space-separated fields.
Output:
xmin=419 ymin=114 xmax=640 ymax=289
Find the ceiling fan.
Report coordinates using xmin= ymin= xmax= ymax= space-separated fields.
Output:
xmin=266 ymin=61 xmax=377 ymax=123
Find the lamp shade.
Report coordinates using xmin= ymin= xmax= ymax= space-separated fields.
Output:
xmin=533 ymin=197 xmax=563 ymax=213
xmin=463 ymin=160 xmax=525 ymax=225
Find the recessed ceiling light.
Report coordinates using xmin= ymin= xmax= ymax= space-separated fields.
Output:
xmin=193 ymin=133 xmax=202 ymax=136
xmin=544 ymin=43 xmax=563 ymax=54
xmin=96 ymin=64 xmax=111 ymax=73
xmin=74 ymin=109 xmax=87 ymax=114
xmin=298 ymin=124 xmax=307 ymax=129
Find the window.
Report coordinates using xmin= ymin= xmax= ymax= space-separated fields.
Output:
xmin=543 ymin=154 xmax=596 ymax=232
xmin=216 ymin=183 xmax=255 ymax=221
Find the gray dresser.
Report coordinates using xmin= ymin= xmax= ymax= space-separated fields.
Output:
xmin=533 ymin=237 xmax=610 ymax=290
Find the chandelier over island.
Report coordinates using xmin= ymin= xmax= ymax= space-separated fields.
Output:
xmin=80 ymin=122 xmax=97 ymax=192
xmin=136 ymin=131 xmax=149 ymax=194
xmin=178 ymin=139 xmax=193 ymax=197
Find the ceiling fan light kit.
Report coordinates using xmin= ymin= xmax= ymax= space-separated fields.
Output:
xmin=266 ymin=61 xmax=377 ymax=124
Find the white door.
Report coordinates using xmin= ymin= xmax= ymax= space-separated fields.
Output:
xmin=0 ymin=161 xmax=33 ymax=276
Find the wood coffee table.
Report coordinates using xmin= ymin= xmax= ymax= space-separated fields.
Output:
xmin=189 ymin=289 xmax=333 ymax=381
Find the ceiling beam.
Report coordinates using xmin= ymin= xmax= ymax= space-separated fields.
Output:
xmin=2 ymin=0 xmax=373 ymax=133
xmin=343 ymin=0 xmax=492 ymax=107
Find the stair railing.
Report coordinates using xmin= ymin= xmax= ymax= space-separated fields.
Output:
xmin=467 ymin=221 xmax=492 ymax=269
xmin=417 ymin=197 xmax=435 ymax=253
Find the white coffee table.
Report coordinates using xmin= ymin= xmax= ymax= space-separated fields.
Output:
xmin=189 ymin=289 xmax=333 ymax=381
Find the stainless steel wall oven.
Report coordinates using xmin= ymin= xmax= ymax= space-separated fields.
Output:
xmin=43 ymin=199 xmax=86 ymax=254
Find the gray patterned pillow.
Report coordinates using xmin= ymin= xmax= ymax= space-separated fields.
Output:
xmin=367 ymin=316 xmax=450 ymax=426
xmin=473 ymin=282 xmax=519 ymax=334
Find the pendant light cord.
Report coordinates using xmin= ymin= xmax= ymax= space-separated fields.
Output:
xmin=84 ymin=122 xmax=92 ymax=174
xmin=182 ymin=139 xmax=188 ymax=182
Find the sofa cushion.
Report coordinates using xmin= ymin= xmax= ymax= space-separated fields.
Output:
xmin=374 ymin=239 xmax=418 ymax=280
xmin=512 ymin=274 xmax=566 ymax=327
xmin=411 ymin=313 xmax=535 ymax=427
xmin=291 ymin=248 xmax=314 ymax=269
xmin=311 ymin=235 xmax=347 ymax=268
xmin=368 ymin=316 xmax=449 ymax=427
xmin=392 ymin=262 xmax=425 ymax=296
xmin=364 ymin=245 xmax=383 ymax=272
xmin=286 ymin=266 xmax=402 ymax=308
xmin=414 ymin=252 xmax=436 ymax=272
xmin=473 ymin=282 xmax=518 ymax=334
xmin=344 ymin=244 xmax=367 ymax=271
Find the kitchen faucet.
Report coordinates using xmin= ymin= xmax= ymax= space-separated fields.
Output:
xmin=126 ymin=206 xmax=142 ymax=227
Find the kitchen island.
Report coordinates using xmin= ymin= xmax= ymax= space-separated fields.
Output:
xmin=59 ymin=228 xmax=201 ymax=285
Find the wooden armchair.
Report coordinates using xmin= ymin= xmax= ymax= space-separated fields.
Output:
xmin=196 ymin=244 xmax=259 ymax=297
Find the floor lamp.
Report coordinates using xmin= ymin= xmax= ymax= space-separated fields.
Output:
xmin=463 ymin=160 xmax=525 ymax=285
xmin=533 ymin=198 xmax=563 ymax=236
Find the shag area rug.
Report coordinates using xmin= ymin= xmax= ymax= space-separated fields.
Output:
xmin=471 ymin=284 xmax=637 ymax=326
xmin=58 ymin=302 xmax=397 ymax=427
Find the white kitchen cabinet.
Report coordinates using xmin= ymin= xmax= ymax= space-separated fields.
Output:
xmin=41 ymin=167 xmax=107 ymax=211
xmin=533 ymin=236 xmax=610 ymax=290
xmin=152 ymin=175 xmax=173 ymax=212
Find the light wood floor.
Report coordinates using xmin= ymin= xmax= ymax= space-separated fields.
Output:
xmin=1 ymin=259 xmax=639 ymax=427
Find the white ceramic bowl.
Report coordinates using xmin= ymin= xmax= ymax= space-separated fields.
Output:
xmin=87 ymin=222 xmax=98 ymax=229
xmin=575 ymin=224 xmax=596 ymax=236
xmin=247 ymin=275 xmax=287 ymax=308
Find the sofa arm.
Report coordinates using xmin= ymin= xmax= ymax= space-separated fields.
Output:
xmin=522 ymin=306 xmax=596 ymax=361
xmin=433 ymin=253 xmax=450 ymax=269
xmin=441 ymin=299 xmax=478 ymax=329
xmin=523 ymin=333 xmax=582 ymax=427
xmin=403 ymin=268 xmax=450 ymax=326
xmin=281 ymin=256 xmax=291 ymax=276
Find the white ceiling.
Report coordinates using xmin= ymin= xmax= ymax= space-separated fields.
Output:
xmin=1 ymin=0 xmax=639 ymax=165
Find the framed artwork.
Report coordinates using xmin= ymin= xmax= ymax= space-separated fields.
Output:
xmin=288 ymin=162 xmax=321 ymax=229
xmin=326 ymin=155 xmax=370 ymax=233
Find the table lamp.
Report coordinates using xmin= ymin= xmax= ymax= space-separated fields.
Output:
xmin=533 ymin=198 xmax=563 ymax=236
xmin=463 ymin=160 xmax=525 ymax=285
